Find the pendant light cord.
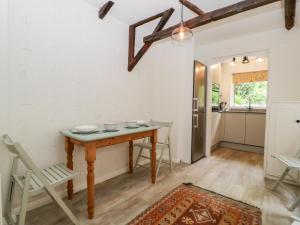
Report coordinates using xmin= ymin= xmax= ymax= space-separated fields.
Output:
xmin=181 ymin=3 xmax=184 ymax=23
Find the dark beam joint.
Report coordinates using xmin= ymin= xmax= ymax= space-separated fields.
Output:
xmin=144 ymin=0 xmax=280 ymax=43
xmin=98 ymin=1 xmax=114 ymax=19
xmin=128 ymin=8 xmax=174 ymax=71
xmin=285 ymin=0 xmax=296 ymax=30
xmin=180 ymin=0 xmax=205 ymax=15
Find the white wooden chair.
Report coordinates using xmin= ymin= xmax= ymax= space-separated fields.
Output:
xmin=291 ymin=215 xmax=300 ymax=225
xmin=2 ymin=134 xmax=80 ymax=225
xmin=272 ymin=150 xmax=300 ymax=211
xmin=133 ymin=120 xmax=173 ymax=177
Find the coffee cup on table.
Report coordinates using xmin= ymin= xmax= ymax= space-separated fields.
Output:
xmin=125 ymin=121 xmax=138 ymax=128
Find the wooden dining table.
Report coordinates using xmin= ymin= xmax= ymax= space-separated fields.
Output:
xmin=60 ymin=125 xmax=159 ymax=219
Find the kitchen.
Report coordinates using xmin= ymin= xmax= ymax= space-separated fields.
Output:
xmin=210 ymin=55 xmax=268 ymax=156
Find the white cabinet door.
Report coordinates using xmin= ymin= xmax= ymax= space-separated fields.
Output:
xmin=223 ymin=113 xmax=246 ymax=144
xmin=266 ymin=102 xmax=300 ymax=179
xmin=245 ymin=114 xmax=266 ymax=147
xmin=211 ymin=112 xmax=223 ymax=146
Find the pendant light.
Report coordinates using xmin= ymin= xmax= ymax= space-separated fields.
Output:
xmin=171 ymin=2 xmax=193 ymax=42
xmin=242 ymin=56 xmax=250 ymax=64
xmin=230 ymin=57 xmax=236 ymax=66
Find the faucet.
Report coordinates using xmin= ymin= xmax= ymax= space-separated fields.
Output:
xmin=248 ymin=98 xmax=252 ymax=111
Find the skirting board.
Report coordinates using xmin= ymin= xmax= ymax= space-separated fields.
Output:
xmin=13 ymin=157 xmax=180 ymax=214
xmin=219 ymin=141 xmax=264 ymax=154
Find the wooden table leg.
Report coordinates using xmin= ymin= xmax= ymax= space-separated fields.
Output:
xmin=65 ymin=137 xmax=74 ymax=200
xmin=150 ymin=130 xmax=157 ymax=184
xmin=85 ymin=142 xmax=96 ymax=220
xmin=129 ymin=140 xmax=133 ymax=173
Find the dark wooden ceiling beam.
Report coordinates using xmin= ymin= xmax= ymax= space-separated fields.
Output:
xmin=285 ymin=0 xmax=296 ymax=30
xmin=144 ymin=0 xmax=280 ymax=43
xmin=128 ymin=8 xmax=174 ymax=71
xmin=98 ymin=1 xmax=114 ymax=19
xmin=179 ymin=0 xmax=205 ymax=15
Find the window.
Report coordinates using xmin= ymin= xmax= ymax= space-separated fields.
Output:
xmin=234 ymin=81 xmax=267 ymax=106
xmin=232 ymin=70 xmax=268 ymax=107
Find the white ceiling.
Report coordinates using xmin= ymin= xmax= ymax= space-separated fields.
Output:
xmin=85 ymin=0 xmax=244 ymax=25
xmin=84 ymin=0 xmax=299 ymax=45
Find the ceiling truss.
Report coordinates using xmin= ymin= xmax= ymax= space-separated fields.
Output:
xmin=128 ymin=8 xmax=174 ymax=71
xmin=126 ymin=0 xmax=297 ymax=71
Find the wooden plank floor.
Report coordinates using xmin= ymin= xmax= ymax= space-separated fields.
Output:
xmin=26 ymin=148 xmax=300 ymax=225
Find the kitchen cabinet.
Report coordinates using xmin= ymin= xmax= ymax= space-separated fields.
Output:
xmin=211 ymin=112 xmax=223 ymax=147
xmin=266 ymin=102 xmax=300 ymax=180
xmin=245 ymin=114 xmax=266 ymax=147
xmin=223 ymin=113 xmax=246 ymax=144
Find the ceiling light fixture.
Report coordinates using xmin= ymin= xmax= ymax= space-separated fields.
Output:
xmin=230 ymin=57 xmax=236 ymax=66
xmin=242 ymin=56 xmax=250 ymax=64
xmin=171 ymin=2 xmax=193 ymax=42
xmin=256 ymin=57 xmax=264 ymax=63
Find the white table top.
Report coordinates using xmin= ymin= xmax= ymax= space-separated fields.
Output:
xmin=60 ymin=125 xmax=160 ymax=142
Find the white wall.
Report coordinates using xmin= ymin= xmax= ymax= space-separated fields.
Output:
xmin=0 ymin=0 xmax=9 ymax=214
xmin=147 ymin=40 xmax=194 ymax=163
xmin=195 ymin=27 xmax=300 ymax=163
xmin=0 ymin=0 xmax=157 ymax=209
xmin=0 ymin=0 xmax=196 ymax=211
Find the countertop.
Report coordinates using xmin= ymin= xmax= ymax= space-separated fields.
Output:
xmin=213 ymin=109 xmax=266 ymax=114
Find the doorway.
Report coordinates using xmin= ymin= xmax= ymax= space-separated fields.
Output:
xmin=207 ymin=54 xmax=269 ymax=161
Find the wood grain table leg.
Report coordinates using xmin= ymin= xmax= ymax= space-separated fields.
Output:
xmin=85 ymin=142 xmax=96 ymax=220
xmin=150 ymin=130 xmax=157 ymax=184
xmin=129 ymin=140 xmax=133 ymax=173
xmin=65 ymin=137 xmax=74 ymax=200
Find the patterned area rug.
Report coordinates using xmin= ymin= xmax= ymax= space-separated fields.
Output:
xmin=128 ymin=183 xmax=262 ymax=225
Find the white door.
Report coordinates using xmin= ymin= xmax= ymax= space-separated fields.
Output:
xmin=266 ymin=102 xmax=300 ymax=181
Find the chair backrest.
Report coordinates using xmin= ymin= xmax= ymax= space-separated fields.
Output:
xmin=149 ymin=120 xmax=173 ymax=145
xmin=2 ymin=134 xmax=44 ymax=177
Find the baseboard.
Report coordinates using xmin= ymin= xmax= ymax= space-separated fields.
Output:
xmin=13 ymin=157 xmax=180 ymax=213
xmin=219 ymin=141 xmax=264 ymax=154
xmin=265 ymin=174 xmax=300 ymax=186
xmin=211 ymin=142 xmax=220 ymax=152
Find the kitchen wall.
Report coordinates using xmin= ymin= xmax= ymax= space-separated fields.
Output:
xmin=0 ymin=0 xmax=157 ymax=209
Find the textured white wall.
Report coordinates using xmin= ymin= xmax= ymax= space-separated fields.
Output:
xmin=0 ymin=0 xmax=157 ymax=209
xmin=146 ymin=40 xmax=194 ymax=163
xmin=0 ymin=0 xmax=9 ymax=215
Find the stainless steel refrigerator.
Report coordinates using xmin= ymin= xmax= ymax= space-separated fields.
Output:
xmin=191 ymin=60 xmax=207 ymax=163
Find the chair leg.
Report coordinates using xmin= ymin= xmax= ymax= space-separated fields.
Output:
xmin=6 ymin=156 xmax=19 ymax=225
xmin=134 ymin=147 xmax=144 ymax=172
xmin=168 ymin=144 xmax=173 ymax=173
xmin=6 ymin=176 xmax=16 ymax=225
xmin=272 ymin=167 xmax=290 ymax=191
xmin=289 ymin=196 xmax=300 ymax=211
xmin=156 ymin=148 xmax=164 ymax=177
xmin=18 ymin=171 xmax=32 ymax=225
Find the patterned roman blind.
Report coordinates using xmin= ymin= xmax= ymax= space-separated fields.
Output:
xmin=232 ymin=70 xmax=268 ymax=84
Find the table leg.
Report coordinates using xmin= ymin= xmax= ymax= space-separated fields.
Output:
xmin=65 ymin=137 xmax=74 ymax=200
xmin=129 ymin=140 xmax=133 ymax=173
xmin=150 ymin=130 xmax=157 ymax=184
xmin=85 ymin=143 xmax=96 ymax=220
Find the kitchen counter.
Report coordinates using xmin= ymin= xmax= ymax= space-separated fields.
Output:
xmin=223 ymin=110 xmax=266 ymax=114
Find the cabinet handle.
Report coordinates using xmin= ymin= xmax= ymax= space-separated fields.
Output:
xmin=296 ymin=120 xmax=300 ymax=123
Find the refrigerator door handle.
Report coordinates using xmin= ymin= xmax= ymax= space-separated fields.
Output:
xmin=193 ymin=114 xmax=199 ymax=128
xmin=193 ymin=98 xmax=198 ymax=112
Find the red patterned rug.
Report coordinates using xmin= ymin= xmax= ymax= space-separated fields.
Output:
xmin=128 ymin=183 xmax=262 ymax=225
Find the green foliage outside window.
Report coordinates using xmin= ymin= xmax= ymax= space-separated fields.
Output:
xmin=234 ymin=81 xmax=267 ymax=106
